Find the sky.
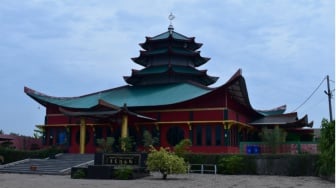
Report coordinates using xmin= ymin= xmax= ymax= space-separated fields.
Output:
xmin=0 ymin=0 xmax=334 ymax=136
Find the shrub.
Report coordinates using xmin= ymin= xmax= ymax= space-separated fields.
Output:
xmin=218 ymin=155 xmax=244 ymax=174
xmin=96 ymin=137 xmax=115 ymax=153
xmin=184 ymin=153 xmax=221 ymax=164
xmin=72 ymin=169 xmax=86 ymax=179
xmin=174 ymin=139 xmax=191 ymax=159
xmin=119 ymin=137 xmax=134 ymax=152
xmin=146 ymin=147 xmax=187 ymax=179
xmin=114 ymin=166 xmax=133 ymax=180
xmin=142 ymin=130 xmax=159 ymax=149
xmin=0 ymin=147 xmax=63 ymax=164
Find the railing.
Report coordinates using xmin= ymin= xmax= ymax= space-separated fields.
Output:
xmin=239 ymin=141 xmax=319 ymax=154
xmin=188 ymin=164 xmax=217 ymax=174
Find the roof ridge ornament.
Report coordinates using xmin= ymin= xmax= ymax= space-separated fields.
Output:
xmin=168 ymin=12 xmax=175 ymax=34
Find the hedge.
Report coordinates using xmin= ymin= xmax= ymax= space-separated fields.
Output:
xmin=0 ymin=147 xmax=63 ymax=164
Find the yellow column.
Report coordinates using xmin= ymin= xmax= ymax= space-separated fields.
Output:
xmin=80 ymin=118 xmax=86 ymax=154
xmin=121 ymin=114 xmax=128 ymax=151
xmin=121 ymin=114 xmax=128 ymax=138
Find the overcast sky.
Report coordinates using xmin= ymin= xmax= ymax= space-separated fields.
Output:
xmin=0 ymin=0 xmax=334 ymax=136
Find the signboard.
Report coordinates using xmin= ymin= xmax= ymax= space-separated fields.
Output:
xmin=103 ymin=153 xmax=141 ymax=166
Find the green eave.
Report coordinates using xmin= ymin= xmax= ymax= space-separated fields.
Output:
xmin=24 ymin=83 xmax=213 ymax=109
xmin=150 ymin=31 xmax=191 ymax=40
xmin=136 ymin=66 xmax=169 ymax=75
xmin=136 ymin=65 xmax=203 ymax=75
xmin=256 ymin=105 xmax=286 ymax=116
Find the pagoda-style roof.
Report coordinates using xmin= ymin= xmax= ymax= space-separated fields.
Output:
xmin=132 ymin=48 xmax=209 ymax=67
xmin=140 ymin=30 xmax=202 ymax=51
xmin=24 ymin=68 xmax=313 ymax=128
xmin=256 ymin=105 xmax=286 ymax=116
xmin=24 ymin=82 xmax=213 ymax=109
xmin=127 ymin=27 xmax=216 ymax=86
xmin=124 ymin=65 xmax=218 ymax=86
xmin=249 ymin=112 xmax=313 ymax=128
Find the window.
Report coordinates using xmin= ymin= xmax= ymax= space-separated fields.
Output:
xmin=206 ymin=126 xmax=212 ymax=146
xmin=166 ymin=126 xmax=184 ymax=146
xmin=95 ymin=127 xmax=103 ymax=145
xmin=75 ymin=129 xmax=90 ymax=145
xmin=57 ymin=130 xmax=67 ymax=145
xmin=223 ymin=109 xmax=228 ymax=120
xmin=215 ymin=126 xmax=222 ymax=145
xmin=196 ymin=126 xmax=202 ymax=146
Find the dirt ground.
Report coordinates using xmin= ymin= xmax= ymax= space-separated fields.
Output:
xmin=0 ymin=172 xmax=334 ymax=188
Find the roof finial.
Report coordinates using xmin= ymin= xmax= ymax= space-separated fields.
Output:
xmin=168 ymin=12 xmax=175 ymax=34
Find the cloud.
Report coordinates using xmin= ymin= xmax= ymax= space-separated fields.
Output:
xmin=0 ymin=0 xmax=333 ymax=135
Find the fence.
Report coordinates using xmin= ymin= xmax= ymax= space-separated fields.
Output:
xmin=239 ymin=142 xmax=319 ymax=154
xmin=188 ymin=164 xmax=217 ymax=174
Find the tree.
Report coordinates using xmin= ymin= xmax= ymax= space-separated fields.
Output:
xmin=174 ymin=139 xmax=191 ymax=159
xmin=96 ymin=137 xmax=115 ymax=153
xmin=146 ymin=147 xmax=187 ymax=179
xmin=260 ymin=126 xmax=287 ymax=153
xmin=119 ymin=136 xmax=134 ymax=152
xmin=142 ymin=130 xmax=159 ymax=149
xmin=33 ymin=127 xmax=44 ymax=139
xmin=318 ymin=119 xmax=335 ymax=178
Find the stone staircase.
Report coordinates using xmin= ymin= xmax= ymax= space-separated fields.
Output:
xmin=0 ymin=153 xmax=94 ymax=175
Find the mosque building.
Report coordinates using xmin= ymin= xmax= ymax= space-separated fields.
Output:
xmin=25 ymin=17 xmax=313 ymax=154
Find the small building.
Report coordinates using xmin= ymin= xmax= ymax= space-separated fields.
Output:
xmin=24 ymin=22 xmax=313 ymax=154
xmin=0 ymin=134 xmax=42 ymax=150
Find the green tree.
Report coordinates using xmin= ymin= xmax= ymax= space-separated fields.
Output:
xmin=142 ymin=130 xmax=158 ymax=149
xmin=260 ymin=126 xmax=287 ymax=153
xmin=146 ymin=147 xmax=187 ymax=179
xmin=96 ymin=137 xmax=115 ymax=153
xmin=119 ymin=136 xmax=134 ymax=152
xmin=174 ymin=139 xmax=191 ymax=159
xmin=33 ymin=127 xmax=44 ymax=139
xmin=318 ymin=119 xmax=335 ymax=178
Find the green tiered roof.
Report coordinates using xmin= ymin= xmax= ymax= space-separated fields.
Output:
xmin=24 ymin=83 xmax=212 ymax=109
xmin=125 ymin=25 xmax=218 ymax=86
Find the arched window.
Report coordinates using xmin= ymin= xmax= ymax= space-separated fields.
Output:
xmin=166 ymin=126 xmax=184 ymax=146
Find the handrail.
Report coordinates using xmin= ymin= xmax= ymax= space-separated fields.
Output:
xmin=188 ymin=164 xmax=217 ymax=174
xmin=59 ymin=160 xmax=94 ymax=174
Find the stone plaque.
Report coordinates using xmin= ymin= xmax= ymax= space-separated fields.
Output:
xmin=103 ymin=153 xmax=141 ymax=166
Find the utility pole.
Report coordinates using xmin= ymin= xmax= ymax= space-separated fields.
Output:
xmin=324 ymin=75 xmax=333 ymax=121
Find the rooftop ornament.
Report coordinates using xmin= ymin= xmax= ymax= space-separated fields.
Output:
xmin=168 ymin=12 xmax=175 ymax=34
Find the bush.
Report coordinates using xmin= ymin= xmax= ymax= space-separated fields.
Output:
xmin=114 ymin=166 xmax=133 ymax=180
xmin=72 ymin=169 xmax=86 ymax=179
xmin=174 ymin=139 xmax=191 ymax=159
xmin=96 ymin=137 xmax=115 ymax=153
xmin=218 ymin=155 xmax=245 ymax=174
xmin=0 ymin=147 xmax=63 ymax=164
xmin=184 ymin=154 xmax=221 ymax=164
xmin=146 ymin=147 xmax=187 ymax=179
xmin=119 ymin=137 xmax=134 ymax=152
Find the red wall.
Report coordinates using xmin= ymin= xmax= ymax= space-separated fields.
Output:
xmin=41 ymin=87 xmax=257 ymax=154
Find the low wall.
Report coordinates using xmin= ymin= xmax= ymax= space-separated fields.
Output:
xmin=240 ymin=142 xmax=319 ymax=154
xmin=186 ymin=153 xmax=319 ymax=176
xmin=252 ymin=155 xmax=319 ymax=176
